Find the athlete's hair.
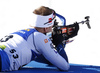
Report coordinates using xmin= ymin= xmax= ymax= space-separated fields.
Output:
xmin=33 ymin=6 xmax=53 ymax=16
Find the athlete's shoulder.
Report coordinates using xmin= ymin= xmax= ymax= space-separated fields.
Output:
xmin=34 ymin=32 xmax=50 ymax=43
xmin=34 ymin=32 xmax=47 ymax=38
xmin=12 ymin=28 xmax=37 ymax=40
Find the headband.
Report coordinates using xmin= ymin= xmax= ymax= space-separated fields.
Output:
xmin=32 ymin=13 xmax=55 ymax=28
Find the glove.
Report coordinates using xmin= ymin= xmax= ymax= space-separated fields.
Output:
xmin=52 ymin=31 xmax=64 ymax=47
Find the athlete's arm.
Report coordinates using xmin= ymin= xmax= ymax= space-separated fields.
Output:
xmin=34 ymin=32 xmax=70 ymax=71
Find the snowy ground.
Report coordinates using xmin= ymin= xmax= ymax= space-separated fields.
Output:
xmin=0 ymin=0 xmax=100 ymax=66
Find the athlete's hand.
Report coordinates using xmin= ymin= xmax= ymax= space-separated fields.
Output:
xmin=52 ymin=32 xmax=64 ymax=47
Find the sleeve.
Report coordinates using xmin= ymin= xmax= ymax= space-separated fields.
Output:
xmin=34 ymin=32 xmax=70 ymax=71
xmin=56 ymin=44 xmax=69 ymax=63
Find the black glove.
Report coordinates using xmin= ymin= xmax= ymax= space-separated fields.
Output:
xmin=52 ymin=31 xmax=64 ymax=47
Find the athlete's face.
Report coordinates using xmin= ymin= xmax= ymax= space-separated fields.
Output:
xmin=48 ymin=26 xmax=53 ymax=32
xmin=45 ymin=26 xmax=53 ymax=33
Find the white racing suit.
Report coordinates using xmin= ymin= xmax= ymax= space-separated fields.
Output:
xmin=0 ymin=28 xmax=69 ymax=71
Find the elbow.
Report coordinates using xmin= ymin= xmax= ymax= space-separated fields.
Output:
xmin=58 ymin=63 xmax=70 ymax=71
xmin=62 ymin=63 xmax=70 ymax=71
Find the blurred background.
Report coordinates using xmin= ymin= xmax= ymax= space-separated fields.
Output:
xmin=0 ymin=0 xmax=100 ymax=66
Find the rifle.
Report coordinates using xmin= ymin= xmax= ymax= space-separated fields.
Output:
xmin=52 ymin=14 xmax=91 ymax=41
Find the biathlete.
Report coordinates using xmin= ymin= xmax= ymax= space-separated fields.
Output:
xmin=0 ymin=6 xmax=72 ymax=72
